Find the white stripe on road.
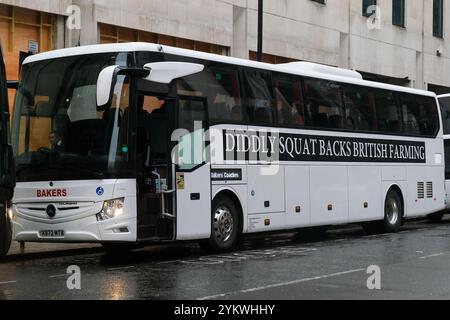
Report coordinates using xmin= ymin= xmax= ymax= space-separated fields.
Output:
xmin=198 ymin=268 xmax=365 ymax=300
xmin=419 ymin=252 xmax=446 ymax=259
xmin=0 ymin=280 xmax=17 ymax=285
xmin=50 ymin=274 xmax=68 ymax=278
xmin=107 ymin=266 xmax=135 ymax=271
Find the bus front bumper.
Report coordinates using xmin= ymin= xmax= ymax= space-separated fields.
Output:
xmin=12 ymin=211 xmax=137 ymax=243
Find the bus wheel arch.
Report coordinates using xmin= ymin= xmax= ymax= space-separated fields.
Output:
xmin=213 ymin=189 xmax=244 ymax=234
xmin=199 ymin=189 xmax=243 ymax=253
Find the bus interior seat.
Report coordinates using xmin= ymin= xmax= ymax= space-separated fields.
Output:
xmin=387 ymin=120 xmax=401 ymax=133
xmin=35 ymin=101 xmax=53 ymax=117
xmin=54 ymin=114 xmax=71 ymax=143
xmin=329 ymin=115 xmax=343 ymax=129
xmin=231 ymin=105 xmax=242 ymax=121
xmin=313 ymin=113 xmax=329 ymax=128
xmin=214 ymin=102 xmax=229 ymax=120
xmin=254 ymin=107 xmax=273 ymax=124
xmin=67 ymin=120 xmax=106 ymax=155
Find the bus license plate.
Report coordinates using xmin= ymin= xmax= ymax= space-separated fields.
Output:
xmin=39 ymin=230 xmax=65 ymax=238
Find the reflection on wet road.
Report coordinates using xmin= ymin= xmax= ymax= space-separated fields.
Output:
xmin=1 ymin=219 xmax=450 ymax=300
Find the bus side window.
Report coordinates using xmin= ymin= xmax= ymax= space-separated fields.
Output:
xmin=273 ymin=74 xmax=305 ymax=127
xmin=399 ymin=94 xmax=421 ymax=136
xmin=421 ymin=97 xmax=439 ymax=136
xmin=244 ymin=70 xmax=275 ymax=125
xmin=440 ymin=97 xmax=450 ymax=135
xmin=304 ymin=79 xmax=344 ymax=130
xmin=178 ymin=64 xmax=243 ymax=124
xmin=342 ymin=84 xmax=377 ymax=132
xmin=376 ymin=90 xmax=404 ymax=134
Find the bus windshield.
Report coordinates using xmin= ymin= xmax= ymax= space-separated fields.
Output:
xmin=12 ymin=53 xmax=135 ymax=182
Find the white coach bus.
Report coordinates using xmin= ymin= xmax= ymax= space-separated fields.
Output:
xmin=10 ymin=43 xmax=445 ymax=253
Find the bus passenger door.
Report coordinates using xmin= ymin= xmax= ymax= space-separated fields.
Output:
xmin=174 ymin=97 xmax=211 ymax=241
xmin=135 ymin=95 xmax=176 ymax=241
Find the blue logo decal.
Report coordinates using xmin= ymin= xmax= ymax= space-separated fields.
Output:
xmin=96 ymin=187 xmax=104 ymax=196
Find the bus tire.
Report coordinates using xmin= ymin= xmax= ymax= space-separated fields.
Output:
xmin=199 ymin=195 xmax=241 ymax=254
xmin=428 ymin=212 xmax=444 ymax=223
xmin=382 ymin=189 xmax=403 ymax=233
xmin=0 ymin=204 xmax=12 ymax=258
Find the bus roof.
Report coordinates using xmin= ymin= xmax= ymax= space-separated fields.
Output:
xmin=24 ymin=42 xmax=437 ymax=98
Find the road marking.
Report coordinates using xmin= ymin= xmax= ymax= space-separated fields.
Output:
xmin=419 ymin=252 xmax=446 ymax=259
xmin=50 ymin=274 xmax=67 ymax=278
xmin=0 ymin=280 xmax=17 ymax=285
xmin=107 ymin=266 xmax=135 ymax=271
xmin=198 ymin=268 xmax=365 ymax=300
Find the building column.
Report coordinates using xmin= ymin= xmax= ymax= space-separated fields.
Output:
xmin=231 ymin=5 xmax=249 ymax=59
xmin=70 ymin=0 xmax=98 ymax=46
xmin=55 ymin=15 xmax=66 ymax=50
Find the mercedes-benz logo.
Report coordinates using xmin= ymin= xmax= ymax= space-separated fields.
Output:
xmin=49 ymin=182 xmax=54 ymax=187
xmin=46 ymin=205 xmax=57 ymax=218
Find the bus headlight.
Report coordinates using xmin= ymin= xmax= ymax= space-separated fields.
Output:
xmin=97 ymin=198 xmax=125 ymax=221
xmin=8 ymin=207 xmax=15 ymax=222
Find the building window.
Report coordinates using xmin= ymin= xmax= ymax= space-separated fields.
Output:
xmin=249 ymin=51 xmax=298 ymax=64
xmin=363 ymin=0 xmax=377 ymax=17
xmin=433 ymin=0 xmax=444 ymax=38
xmin=99 ymin=23 xmax=230 ymax=56
xmin=392 ymin=0 xmax=406 ymax=27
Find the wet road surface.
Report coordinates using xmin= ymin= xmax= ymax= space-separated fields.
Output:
xmin=1 ymin=218 xmax=450 ymax=300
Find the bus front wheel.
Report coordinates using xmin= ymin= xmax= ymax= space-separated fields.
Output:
xmin=200 ymin=195 xmax=242 ymax=253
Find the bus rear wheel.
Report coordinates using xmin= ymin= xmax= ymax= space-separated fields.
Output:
xmin=0 ymin=205 xmax=12 ymax=258
xmin=199 ymin=195 xmax=241 ymax=253
xmin=382 ymin=189 xmax=403 ymax=233
xmin=363 ymin=189 xmax=403 ymax=234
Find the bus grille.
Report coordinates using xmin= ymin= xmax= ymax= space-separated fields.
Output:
xmin=417 ymin=182 xmax=425 ymax=199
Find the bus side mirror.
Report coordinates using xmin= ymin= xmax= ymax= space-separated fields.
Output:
xmin=96 ymin=65 xmax=119 ymax=111
xmin=96 ymin=66 xmax=151 ymax=111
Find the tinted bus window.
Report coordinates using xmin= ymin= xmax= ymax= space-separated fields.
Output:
xmin=445 ymin=140 xmax=450 ymax=179
xmin=439 ymin=96 xmax=450 ymax=135
xmin=273 ymin=74 xmax=305 ymax=127
xmin=243 ymin=70 xmax=274 ymax=125
xmin=376 ymin=90 xmax=403 ymax=134
xmin=177 ymin=63 xmax=243 ymax=124
xmin=400 ymin=94 xmax=439 ymax=136
xmin=304 ymin=79 xmax=344 ymax=129
xmin=342 ymin=84 xmax=377 ymax=131
xmin=208 ymin=66 xmax=242 ymax=122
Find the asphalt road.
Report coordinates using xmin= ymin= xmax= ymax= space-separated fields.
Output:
xmin=1 ymin=218 xmax=450 ymax=300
